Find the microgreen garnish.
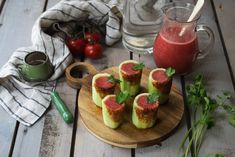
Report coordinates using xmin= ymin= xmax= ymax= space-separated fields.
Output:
xmin=108 ymin=75 xmax=121 ymax=84
xmin=132 ymin=62 xmax=145 ymax=71
xmin=165 ymin=67 xmax=175 ymax=77
xmin=147 ymin=92 xmax=159 ymax=104
xmin=116 ymin=90 xmax=130 ymax=104
xmin=178 ymin=74 xmax=234 ymax=157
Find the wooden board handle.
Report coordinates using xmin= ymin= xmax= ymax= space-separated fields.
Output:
xmin=65 ymin=62 xmax=98 ymax=89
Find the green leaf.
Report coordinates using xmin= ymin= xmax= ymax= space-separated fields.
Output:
xmin=194 ymin=74 xmax=203 ymax=82
xmin=108 ymin=75 xmax=121 ymax=84
xmin=132 ymin=62 xmax=145 ymax=71
xmin=228 ymin=114 xmax=235 ymax=128
xmin=222 ymin=105 xmax=235 ymax=113
xmin=165 ymin=67 xmax=175 ymax=77
xmin=199 ymin=114 xmax=214 ymax=128
xmin=147 ymin=92 xmax=159 ymax=104
xmin=229 ymin=105 xmax=235 ymax=112
xmin=116 ymin=90 xmax=130 ymax=104
xmin=187 ymin=95 xmax=200 ymax=106
xmin=223 ymin=91 xmax=232 ymax=99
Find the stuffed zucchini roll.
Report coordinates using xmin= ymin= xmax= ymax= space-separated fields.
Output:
xmin=148 ymin=67 xmax=174 ymax=104
xmin=119 ymin=60 xmax=144 ymax=96
xmin=102 ymin=95 xmax=126 ymax=129
xmin=132 ymin=93 xmax=159 ymax=129
xmin=92 ymin=73 xmax=117 ymax=107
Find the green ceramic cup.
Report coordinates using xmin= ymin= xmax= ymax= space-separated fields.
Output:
xmin=19 ymin=51 xmax=54 ymax=82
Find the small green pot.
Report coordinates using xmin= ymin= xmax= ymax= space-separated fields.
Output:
xmin=19 ymin=51 xmax=54 ymax=82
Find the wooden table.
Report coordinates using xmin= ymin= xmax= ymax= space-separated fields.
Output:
xmin=0 ymin=0 xmax=234 ymax=157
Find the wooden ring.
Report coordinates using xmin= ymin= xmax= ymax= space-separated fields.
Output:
xmin=65 ymin=62 xmax=98 ymax=89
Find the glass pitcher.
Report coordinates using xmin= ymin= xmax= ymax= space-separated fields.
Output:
xmin=122 ymin=0 xmax=166 ymax=55
xmin=153 ymin=2 xmax=214 ymax=74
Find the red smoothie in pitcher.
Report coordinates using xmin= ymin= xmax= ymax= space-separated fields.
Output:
xmin=153 ymin=26 xmax=198 ymax=74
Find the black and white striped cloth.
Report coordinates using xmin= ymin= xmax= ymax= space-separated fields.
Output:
xmin=0 ymin=0 xmax=122 ymax=126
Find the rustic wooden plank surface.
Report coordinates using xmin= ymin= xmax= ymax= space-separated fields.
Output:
xmin=38 ymin=1 xmax=77 ymax=157
xmin=135 ymin=122 xmax=187 ymax=157
xmin=74 ymin=42 xmax=132 ymax=157
xmin=39 ymin=77 xmax=76 ymax=157
xmin=212 ymin=0 xmax=235 ymax=81
xmin=12 ymin=77 xmax=76 ymax=157
xmin=0 ymin=0 xmax=234 ymax=157
xmin=0 ymin=0 xmax=46 ymax=156
xmin=184 ymin=0 xmax=235 ymax=156
xmin=0 ymin=0 xmax=46 ymax=157
xmin=0 ymin=108 xmax=17 ymax=157
xmin=0 ymin=0 xmax=5 ymax=18
xmin=10 ymin=0 xmax=76 ymax=157
xmin=0 ymin=0 xmax=44 ymax=64
xmin=0 ymin=0 xmax=16 ymax=156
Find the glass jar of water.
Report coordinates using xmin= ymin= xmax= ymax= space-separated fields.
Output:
xmin=122 ymin=0 xmax=166 ymax=55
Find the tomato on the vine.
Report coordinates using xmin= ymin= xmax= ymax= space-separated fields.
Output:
xmin=85 ymin=32 xmax=102 ymax=43
xmin=84 ymin=43 xmax=102 ymax=59
xmin=66 ymin=38 xmax=86 ymax=57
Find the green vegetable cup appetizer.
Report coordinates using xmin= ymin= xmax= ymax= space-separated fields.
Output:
xmin=132 ymin=93 xmax=159 ymax=129
xmin=119 ymin=60 xmax=144 ymax=96
xmin=148 ymin=67 xmax=175 ymax=104
xmin=102 ymin=91 xmax=130 ymax=129
xmin=92 ymin=73 xmax=120 ymax=107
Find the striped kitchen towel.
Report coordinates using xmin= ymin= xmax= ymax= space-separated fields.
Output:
xmin=0 ymin=0 xmax=122 ymax=126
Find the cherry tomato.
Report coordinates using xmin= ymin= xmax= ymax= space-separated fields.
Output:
xmin=84 ymin=43 xmax=102 ymax=59
xmin=66 ymin=38 xmax=86 ymax=57
xmin=85 ymin=32 xmax=102 ymax=43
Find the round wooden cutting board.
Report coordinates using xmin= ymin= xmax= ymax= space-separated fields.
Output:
xmin=78 ymin=67 xmax=184 ymax=148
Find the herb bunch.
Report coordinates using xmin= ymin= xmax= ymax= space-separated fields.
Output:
xmin=178 ymin=75 xmax=235 ymax=157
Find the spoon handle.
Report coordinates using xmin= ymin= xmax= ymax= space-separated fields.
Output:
xmin=179 ymin=0 xmax=204 ymax=36
xmin=187 ymin=0 xmax=204 ymax=22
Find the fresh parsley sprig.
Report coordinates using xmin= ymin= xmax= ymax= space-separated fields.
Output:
xmin=178 ymin=75 xmax=234 ymax=157
xmin=116 ymin=90 xmax=130 ymax=104
xmin=147 ymin=92 xmax=159 ymax=104
xmin=108 ymin=74 xmax=121 ymax=84
xmin=132 ymin=62 xmax=145 ymax=71
xmin=165 ymin=67 xmax=175 ymax=77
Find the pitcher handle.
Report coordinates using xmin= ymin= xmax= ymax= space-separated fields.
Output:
xmin=196 ymin=25 xmax=215 ymax=59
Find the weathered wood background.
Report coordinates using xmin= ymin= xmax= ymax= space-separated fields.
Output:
xmin=0 ymin=0 xmax=234 ymax=157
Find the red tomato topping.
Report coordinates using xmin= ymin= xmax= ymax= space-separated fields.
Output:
xmin=121 ymin=63 xmax=140 ymax=76
xmin=104 ymin=96 xmax=124 ymax=111
xmin=152 ymin=70 xmax=169 ymax=83
xmin=95 ymin=76 xmax=115 ymax=89
xmin=137 ymin=95 xmax=158 ymax=110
